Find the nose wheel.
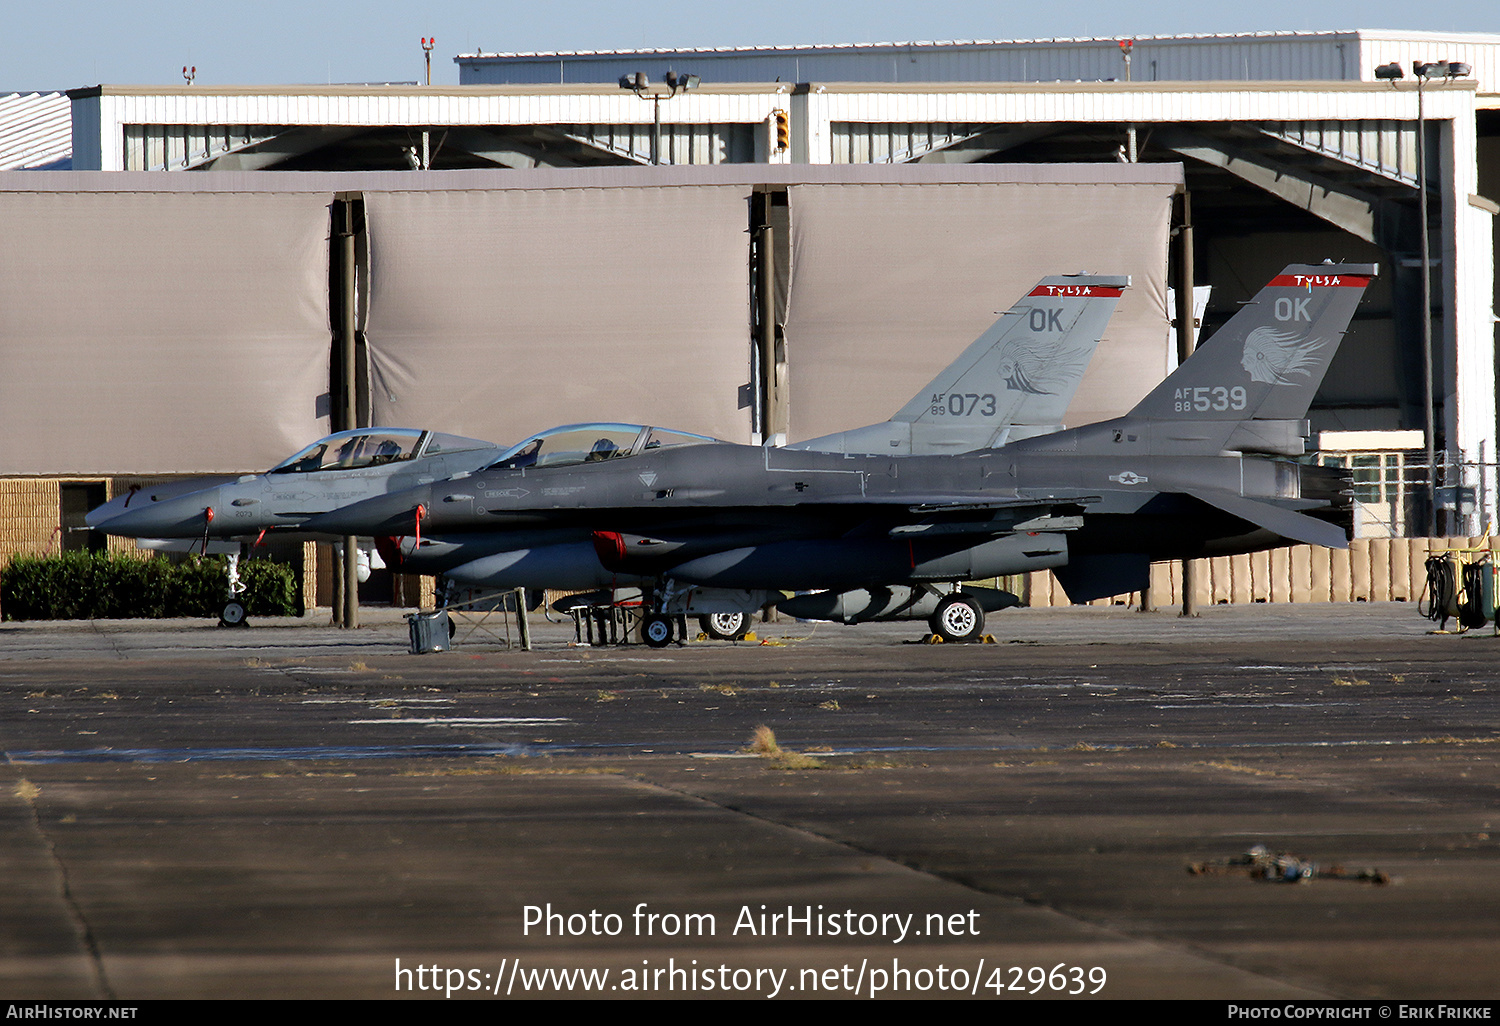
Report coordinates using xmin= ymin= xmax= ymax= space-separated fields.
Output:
xmin=641 ymin=613 xmax=676 ymax=648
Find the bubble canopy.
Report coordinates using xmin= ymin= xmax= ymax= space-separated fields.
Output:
xmin=482 ymin=423 xmax=723 ymax=472
xmin=267 ymin=428 xmax=494 ymax=474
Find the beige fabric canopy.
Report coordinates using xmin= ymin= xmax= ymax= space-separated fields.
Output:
xmin=363 ymin=186 xmax=754 ymax=446
xmin=0 ymin=191 xmax=331 ymax=475
xmin=782 ymin=181 xmax=1175 ymax=441
xmin=0 ymin=165 xmax=1180 ymax=476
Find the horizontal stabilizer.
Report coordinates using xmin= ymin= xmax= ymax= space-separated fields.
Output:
xmin=1185 ymin=488 xmax=1348 ymax=549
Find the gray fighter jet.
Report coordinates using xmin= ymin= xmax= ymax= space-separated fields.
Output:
xmin=304 ymin=263 xmax=1372 ymax=645
xmin=87 ymin=427 xmax=503 ymax=540
xmin=89 ymin=274 xmax=1123 ymax=545
xmin=86 ymin=427 xmax=502 ymax=623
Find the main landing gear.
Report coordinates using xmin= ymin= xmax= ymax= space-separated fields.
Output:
xmin=698 ymin=611 xmax=749 ymax=641
xmin=929 ymin=593 xmax=985 ymax=643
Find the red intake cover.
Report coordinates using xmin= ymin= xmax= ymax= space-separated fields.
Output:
xmin=592 ymin=530 xmax=627 ymax=571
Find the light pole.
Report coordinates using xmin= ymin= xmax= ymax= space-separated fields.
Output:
xmin=1374 ymin=59 xmax=1472 ymax=536
xmin=1118 ymin=39 xmax=1138 ymax=164
xmin=618 ymin=71 xmax=700 ymax=165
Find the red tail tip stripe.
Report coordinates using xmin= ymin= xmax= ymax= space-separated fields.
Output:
xmin=1027 ymin=285 xmax=1125 ymax=297
xmin=1267 ymin=274 xmax=1371 ymax=288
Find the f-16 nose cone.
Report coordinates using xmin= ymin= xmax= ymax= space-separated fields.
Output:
xmin=90 ymin=488 xmax=221 ymax=538
xmin=85 ymin=500 xmax=123 ymax=530
xmin=85 ymin=476 xmax=239 ymax=535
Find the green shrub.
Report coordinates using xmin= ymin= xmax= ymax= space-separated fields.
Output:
xmin=0 ymin=553 xmax=299 ymax=621
xmin=238 ymin=559 xmax=298 ymax=616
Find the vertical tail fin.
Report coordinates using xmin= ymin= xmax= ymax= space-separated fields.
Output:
xmin=791 ymin=273 xmax=1128 ymax=455
xmin=1130 ymin=263 xmax=1377 ymax=425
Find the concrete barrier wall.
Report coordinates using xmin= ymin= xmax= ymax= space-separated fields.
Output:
xmin=1020 ymin=537 xmax=1494 ymax=607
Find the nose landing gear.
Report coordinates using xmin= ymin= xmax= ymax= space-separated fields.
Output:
xmin=218 ymin=552 xmax=250 ymax=628
xmin=641 ymin=612 xmax=676 ymax=648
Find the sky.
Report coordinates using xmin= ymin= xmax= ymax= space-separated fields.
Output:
xmin=5 ymin=0 xmax=1500 ymax=93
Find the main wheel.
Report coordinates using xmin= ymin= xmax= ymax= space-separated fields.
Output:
xmin=218 ymin=600 xmax=248 ymax=628
xmin=642 ymin=613 xmax=675 ymax=648
xmin=929 ymin=594 xmax=983 ymax=643
xmin=698 ymin=611 xmax=749 ymax=640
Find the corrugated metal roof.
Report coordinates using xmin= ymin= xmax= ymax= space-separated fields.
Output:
xmin=0 ymin=92 xmax=71 ymax=170
xmin=458 ymin=31 xmax=1500 ymax=93
xmin=459 ymin=30 xmax=1500 ymax=61
xmin=459 ymin=32 xmax=1376 ymax=60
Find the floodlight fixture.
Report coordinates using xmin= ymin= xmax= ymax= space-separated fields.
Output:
xmin=618 ymin=70 xmax=702 ymax=164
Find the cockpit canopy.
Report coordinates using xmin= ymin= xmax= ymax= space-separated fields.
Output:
xmin=483 ymin=423 xmax=722 ymax=472
xmin=268 ymin=428 xmax=492 ymax=474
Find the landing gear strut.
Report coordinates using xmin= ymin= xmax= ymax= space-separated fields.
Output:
xmin=218 ymin=552 xmax=250 ymax=628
